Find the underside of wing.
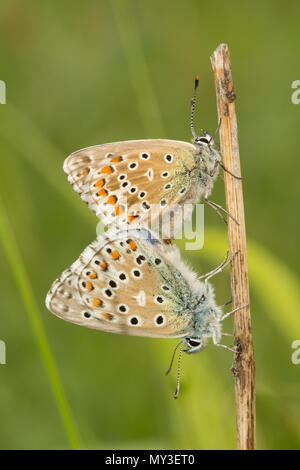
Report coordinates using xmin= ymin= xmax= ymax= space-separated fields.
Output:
xmin=63 ymin=140 xmax=200 ymax=234
xmin=46 ymin=229 xmax=194 ymax=338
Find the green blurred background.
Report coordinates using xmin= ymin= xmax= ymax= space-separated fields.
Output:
xmin=0 ymin=0 xmax=299 ymax=450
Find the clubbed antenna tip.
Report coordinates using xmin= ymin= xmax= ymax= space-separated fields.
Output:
xmin=191 ymin=76 xmax=200 ymax=139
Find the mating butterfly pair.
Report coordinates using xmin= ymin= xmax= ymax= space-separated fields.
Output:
xmin=46 ymin=78 xmax=239 ymax=398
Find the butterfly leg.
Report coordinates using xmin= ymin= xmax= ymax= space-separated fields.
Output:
xmin=215 ymin=343 xmax=236 ymax=353
xmin=199 ymin=250 xmax=230 ymax=282
xmin=219 ymin=298 xmax=232 ymax=308
xmin=212 ymin=330 xmax=236 ymax=352
xmin=221 ymin=304 xmax=249 ymax=321
xmin=218 ymin=161 xmax=242 ymax=180
xmin=203 ymin=197 xmax=227 ymax=224
xmin=203 ymin=197 xmax=239 ymax=225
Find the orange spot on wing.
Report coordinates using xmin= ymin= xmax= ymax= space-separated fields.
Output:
xmin=110 ymin=156 xmax=123 ymax=163
xmin=106 ymin=195 xmax=117 ymax=205
xmin=129 ymin=240 xmax=137 ymax=251
xmin=100 ymin=166 xmax=114 ymax=174
xmin=100 ymin=261 xmax=107 ymax=271
xmin=86 ymin=281 xmax=93 ymax=292
xmin=82 ymin=168 xmax=89 ymax=176
xmin=92 ymin=298 xmax=102 ymax=307
xmin=101 ymin=313 xmax=114 ymax=321
xmin=97 ymin=188 xmax=108 ymax=197
xmin=128 ymin=214 xmax=139 ymax=224
xmin=111 ymin=250 xmax=120 ymax=260
xmin=115 ymin=205 xmax=123 ymax=216
xmin=95 ymin=178 xmax=105 ymax=188
xmin=89 ymin=272 xmax=97 ymax=279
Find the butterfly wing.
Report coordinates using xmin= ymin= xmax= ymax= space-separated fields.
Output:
xmin=63 ymin=139 xmax=201 ymax=234
xmin=46 ymin=229 xmax=194 ymax=338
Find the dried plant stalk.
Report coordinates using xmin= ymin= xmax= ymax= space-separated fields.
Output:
xmin=210 ymin=43 xmax=256 ymax=450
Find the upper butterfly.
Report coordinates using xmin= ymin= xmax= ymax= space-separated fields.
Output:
xmin=63 ymin=78 xmax=237 ymax=235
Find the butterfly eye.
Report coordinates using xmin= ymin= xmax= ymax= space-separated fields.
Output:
xmin=187 ymin=338 xmax=201 ymax=348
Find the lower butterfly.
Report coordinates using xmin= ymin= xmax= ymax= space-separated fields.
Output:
xmin=63 ymin=78 xmax=240 ymax=236
xmin=46 ymin=227 xmax=242 ymax=398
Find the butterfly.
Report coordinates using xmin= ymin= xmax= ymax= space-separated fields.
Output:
xmin=46 ymin=227 xmax=240 ymax=398
xmin=63 ymin=78 xmax=239 ymax=237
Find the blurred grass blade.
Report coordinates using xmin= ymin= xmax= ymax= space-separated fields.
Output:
xmin=247 ymin=239 xmax=300 ymax=338
xmin=0 ymin=195 xmax=81 ymax=450
xmin=0 ymin=105 xmax=94 ymax=225
xmin=110 ymin=0 xmax=165 ymax=137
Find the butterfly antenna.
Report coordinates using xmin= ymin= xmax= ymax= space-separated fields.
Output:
xmin=174 ymin=343 xmax=185 ymax=399
xmin=190 ymin=76 xmax=199 ymax=139
xmin=209 ymin=118 xmax=222 ymax=144
xmin=165 ymin=340 xmax=184 ymax=376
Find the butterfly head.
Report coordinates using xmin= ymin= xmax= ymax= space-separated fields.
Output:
xmin=166 ymin=285 xmax=222 ymax=398
xmin=184 ymin=286 xmax=222 ymax=354
xmin=193 ymin=130 xmax=215 ymax=148
xmin=184 ymin=336 xmax=208 ymax=354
